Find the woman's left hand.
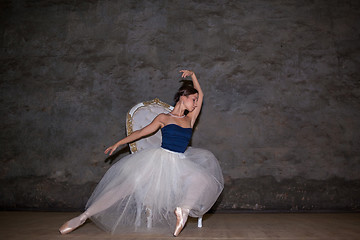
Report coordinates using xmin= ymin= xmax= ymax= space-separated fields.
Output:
xmin=180 ymin=70 xmax=194 ymax=78
xmin=104 ymin=144 xmax=119 ymax=156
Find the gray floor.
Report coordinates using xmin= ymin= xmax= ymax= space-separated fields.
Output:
xmin=0 ymin=211 xmax=359 ymax=239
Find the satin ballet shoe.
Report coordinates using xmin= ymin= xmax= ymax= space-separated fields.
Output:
xmin=173 ymin=207 xmax=189 ymax=237
xmin=59 ymin=213 xmax=88 ymax=234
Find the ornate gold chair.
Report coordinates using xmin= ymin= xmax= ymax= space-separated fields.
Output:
xmin=126 ymin=98 xmax=174 ymax=153
xmin=126 ymin=98 xmax=203 ymax=228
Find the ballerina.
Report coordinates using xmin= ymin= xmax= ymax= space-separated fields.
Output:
xmin=59 ymin=70 xmax=224 ymax=236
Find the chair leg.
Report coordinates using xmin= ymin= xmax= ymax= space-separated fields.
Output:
xmin=197 ymin=217 xmax=203 ymax=228
xmin=146 ymin=207 xmax=152 ymax=229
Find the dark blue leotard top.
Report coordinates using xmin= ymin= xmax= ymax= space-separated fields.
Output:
xmin=161 ymin=124 xmax=192 ymax=153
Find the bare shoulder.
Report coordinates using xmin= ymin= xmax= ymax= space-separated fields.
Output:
xmin=154 ymin=113 xmax=169 ymax=127
xmin=156 ymin=113 xmax=168 ymax=120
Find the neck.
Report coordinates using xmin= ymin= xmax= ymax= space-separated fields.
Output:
xmin=171 ymin=102 xmax=186 ymax=117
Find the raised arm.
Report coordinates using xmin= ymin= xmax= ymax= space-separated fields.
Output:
xmin=180 ymin=70 xmax=203 ymax=127
xmin=104 ymin=114 xmax=165 ymax=155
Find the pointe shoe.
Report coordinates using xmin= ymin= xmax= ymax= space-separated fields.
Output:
xmin=59 ymin=213 xmax=88 ymax=234
xmin=173 ymin=207 xmax=189 ymax=237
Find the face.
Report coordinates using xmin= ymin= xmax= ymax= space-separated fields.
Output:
xmin=181 ymin=93 xmax=199 ymax=112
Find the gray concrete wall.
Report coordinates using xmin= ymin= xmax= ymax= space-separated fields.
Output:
xmin=1 ymin=0 xmax=359 ymax=211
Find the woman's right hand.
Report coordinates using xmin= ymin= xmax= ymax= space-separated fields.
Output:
xmin=180 ymin=70 xmax=195 ymax=78
xmin=104 ymin=144 xmax=120 ymax=155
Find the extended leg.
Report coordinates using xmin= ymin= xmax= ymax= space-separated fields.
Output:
xmin=59 ymin=187 xmax=132 ymax=234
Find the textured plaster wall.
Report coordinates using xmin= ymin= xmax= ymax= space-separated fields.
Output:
xmin=1 ymin=0 xmax=359 ymax=211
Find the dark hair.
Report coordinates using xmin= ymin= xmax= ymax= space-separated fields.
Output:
xmin=174 ymin=81 xmax=198 ymax=103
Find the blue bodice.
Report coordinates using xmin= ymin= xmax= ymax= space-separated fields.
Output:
xmin=161 ymin=124 xmax=192 ymax=153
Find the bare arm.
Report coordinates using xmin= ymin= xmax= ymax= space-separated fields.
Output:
xmin=104 ymin=114 xmax=165 ymax=155
xmin=180 ymin=70 xmax=204 ymax=127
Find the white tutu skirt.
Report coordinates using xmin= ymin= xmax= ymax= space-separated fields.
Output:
xmin=85 ymin=147 xmax=224 ymax=234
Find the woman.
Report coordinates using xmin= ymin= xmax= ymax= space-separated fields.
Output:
xmin=59 ymin=70 xmax=224 ymax=236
